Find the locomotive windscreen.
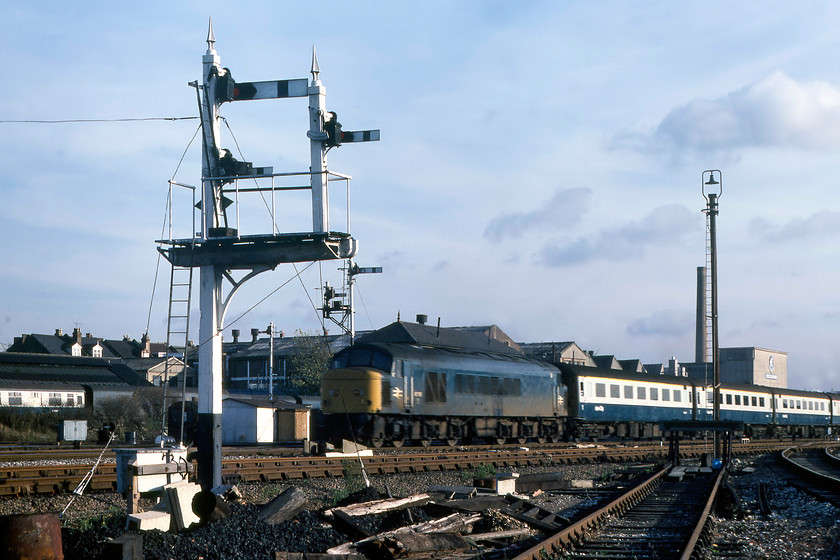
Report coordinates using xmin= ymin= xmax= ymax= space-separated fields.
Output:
xmin=331 ymin=346 xmax=393 ymax=372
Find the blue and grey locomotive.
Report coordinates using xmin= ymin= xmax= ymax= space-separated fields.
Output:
xmin=321 ymin=342 xmax=567 ymax=447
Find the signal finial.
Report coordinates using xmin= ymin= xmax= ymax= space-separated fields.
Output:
xmin=206 ymin=17 xmax=216 ymax=52
xmin=311 ymin=46 xmax=320 ymax=82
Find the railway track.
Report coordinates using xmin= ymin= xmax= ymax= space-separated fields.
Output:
xmin=511 ymin=465 xmax=724 ymax=559
xmin=779 ymin=444 xmax=840 ymax=504
xmin=0 ymin=439 xmax=809 ymax=497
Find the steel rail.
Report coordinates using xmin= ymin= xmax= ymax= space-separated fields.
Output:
xmin=510 ymin=465 xmax=669 ymax=560
xmin=678 ymin=467 xmax=726 ymax=560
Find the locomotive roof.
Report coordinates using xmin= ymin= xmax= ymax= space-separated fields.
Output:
xmin=349 ymin=341 xmax=551 ymax=366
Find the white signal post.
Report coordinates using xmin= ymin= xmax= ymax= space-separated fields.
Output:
xmin=158 ymin=20 xmax=379 ymax=490
xmin=308 ymin=50 xmax=329 ymax=233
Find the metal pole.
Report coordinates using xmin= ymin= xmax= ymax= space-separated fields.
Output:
xmin=268 ymin=322 xmax=274 ymax=401
xmin=702 ymin=169 xmax=722 ymax=460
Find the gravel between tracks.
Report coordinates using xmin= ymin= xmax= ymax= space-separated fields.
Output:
xmin=1 ymin=454 xmax=838 ymax=559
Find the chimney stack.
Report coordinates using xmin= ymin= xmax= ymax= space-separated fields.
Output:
xmin=55 ymin=328 xmax=63 ymax=337
xmin=73 ymin=328 xmax=82 ymax=345
xmin=416 ymin=314 xmax=427 ymax=325
xmin=231 ymin=329 xmax=240 ymax=343
xmin=250 ymin=328 xmax=260 ymax=343
xmin=695 ymin=266 xmax=708 ymax=363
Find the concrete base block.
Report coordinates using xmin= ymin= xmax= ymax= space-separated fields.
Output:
xmin=126 ymin=511 xmax=171 ymax=532
xmin=164 ymin=481 xmax=202 ymax=531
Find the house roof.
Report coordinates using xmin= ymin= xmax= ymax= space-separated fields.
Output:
xmin=0 ymin=352 xmax=152 ymax=389
xmin=356 ymin=321 xmax=522 ymax=355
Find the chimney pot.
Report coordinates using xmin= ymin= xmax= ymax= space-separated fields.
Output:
xmin=250 ymin=328 xmax=260 ymax=342
xmin=55 ymin=328 xmax=63 ymax=337
xmin=231 ymin=329 xmax=240 ymax=343
xmin=416 ymin=314 xmax=428 ymax=325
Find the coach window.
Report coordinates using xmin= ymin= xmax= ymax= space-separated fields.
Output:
xmin=796 ymin=400 xmax=801 ymax=409
xmin=610 ymin=384 xmax=620 ymax=398
xmin=650 ymin=388 xmax=659 ymax=401
xmin=673 ymin=390 xmax=681 ymax=402
xmin=808 ymin=401 xmax=813 ymax=410
xmin=637 ymin=387 xmax=646 ymax=400
xmin=624 ymin=385 xmax=633 ymax=399
xmin=725 ymin=394 xmax=732 ymax=405
xmin=760 ymin=397 xmax=765 ymax=407
xmin=735 ymin=395 xmax=741 ymax=405
xmin=662 ymin=389 xmax=670 ymax=401
xmin=595 ymin=383 xmax=606 ymax=398
xmin=743 ymin=395 xmax=749 ymax=406
xmin=580 ymin=382 xmax=584 ymax=396
xmin=751 ymin=396 xmax=757 ymax=407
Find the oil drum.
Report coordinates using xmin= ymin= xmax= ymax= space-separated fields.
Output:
xmin=0 ymin=512 xmax=63 ymax=560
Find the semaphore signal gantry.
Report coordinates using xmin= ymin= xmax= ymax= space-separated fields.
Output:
xmin=157 ymin=19 xmax=379 ymax=490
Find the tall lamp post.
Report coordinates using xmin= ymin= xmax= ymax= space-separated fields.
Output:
xmin=702 ymin=170 xmax=722 ymax=459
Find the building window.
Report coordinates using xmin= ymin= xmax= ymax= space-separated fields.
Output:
xmin=93 ymin=346 xmax=102 ymax=358
xmin=48 ymin=393 xmax=62 ymax=406
xmin=66 ymin=394 xmax=75 ymax=406
xmin=71 ymin=345 xmax=81 ymax=356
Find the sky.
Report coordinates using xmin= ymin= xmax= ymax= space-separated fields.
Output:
xmin=1 ymin=2 xmax=839 ymax=391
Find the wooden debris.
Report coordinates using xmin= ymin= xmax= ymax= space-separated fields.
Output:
xmin=326 ymin=493 xmax=430 ymax=517
xmin=465 ymin=527 xmax=532 ymax=542
xmin=257 ymin=487 xmax=307 ymax=525
xmin=363 ymin=532 xmax=470 ymax=559
xmin=427 ymin=485 xmax=477 ymax=499
xmin=501 ymin=496 xmax=569 ymax=532
xmin=330 ymin=509 xmax=374 ymax=541
xmin=327 ymin=513 xmax=481 ymax=556
xmin=275 ymin=554 xmax=366 ymax=560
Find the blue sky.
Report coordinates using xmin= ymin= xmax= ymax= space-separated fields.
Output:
xmin=1 ymin=2 xmax=839 ymax=390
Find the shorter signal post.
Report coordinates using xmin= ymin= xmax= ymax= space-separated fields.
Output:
xmin=157 ymin=19 xmax=379 ymax=490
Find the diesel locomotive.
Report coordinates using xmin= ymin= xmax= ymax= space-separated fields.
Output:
xmin=321 ymin=341 xmax=840 ymax=447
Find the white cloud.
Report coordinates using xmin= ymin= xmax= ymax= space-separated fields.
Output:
xmin=626 ymin=310 xmax=694 ymax=338
xmin=615 ymin=72 xmax=840 ymax=155
xmin=750 ymin=210 xmax=840 ymax=242
xmin=484 ymin=188 xmax=591 ymax=241
xmin=538 ymin=204 xmax=698 ymax=266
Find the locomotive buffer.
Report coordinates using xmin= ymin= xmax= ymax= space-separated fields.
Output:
xmin=157 ymin=20 xmax=378 ymax=490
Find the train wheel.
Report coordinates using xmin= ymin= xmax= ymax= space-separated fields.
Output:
xmin=516 ymin=437 xmax=527 ymax=445
xmin=445 ymin=438 xmax=459 ymax=447
xmin=370 ymin=437 xmax=384 ymax=448
xmin=494 ymin=437 xmax=506 ymax=445
xmin=536 ymin=437 xmax=546 ymax=444
xmin=419 ymin=439 xmax=432 ymax=448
